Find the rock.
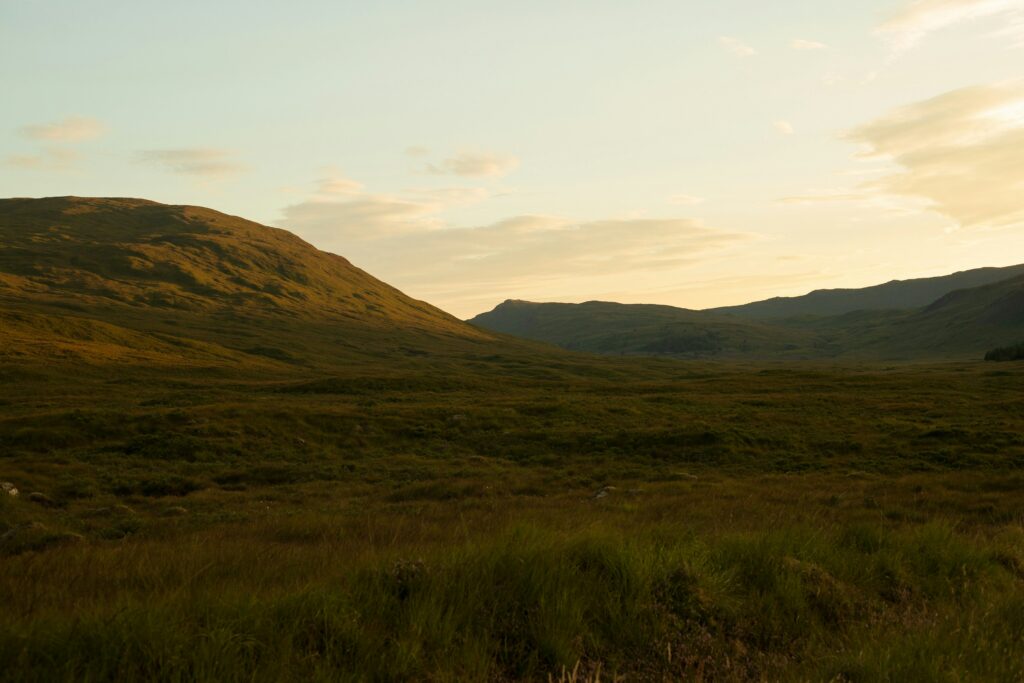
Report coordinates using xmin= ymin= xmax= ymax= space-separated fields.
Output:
xmin=1 ymin=482 xmax=17 ymax=497
xmin=593 ymin=486 xmax=617 ymax=499
xmin=27 ymin=492 xmax=56 ymax=507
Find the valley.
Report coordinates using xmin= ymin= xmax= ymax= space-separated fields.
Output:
xmin=1 ymin=198 xmax=1023 ymax=681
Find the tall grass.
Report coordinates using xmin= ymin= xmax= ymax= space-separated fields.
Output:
xmin=2 ymin=519 xmax=1021 ymax=681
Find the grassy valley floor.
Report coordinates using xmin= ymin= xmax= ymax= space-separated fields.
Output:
xmin=2 ymin=359 xmax=1024 ymax=681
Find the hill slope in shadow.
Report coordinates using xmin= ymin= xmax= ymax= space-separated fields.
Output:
xmin=470 ymin=273 xmax=1024 ymax=360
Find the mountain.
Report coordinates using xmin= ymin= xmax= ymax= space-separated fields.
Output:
xmin=0 ymin=197 xmax=500 ymax=369
xmin=469 ymin=299 xmax=817 ymax=358
xmin=7 ymin=197 xmax=1021 ymax=367
xmin=469 ymin=273 xmax=1024 ymax=360
xmin=711 ymin=264 xmax=1024 ymax=319
xmin=876 ymin=274 xmax=1024 ymax=356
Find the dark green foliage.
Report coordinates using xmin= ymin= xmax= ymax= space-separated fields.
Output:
xmin=985 ymin=341 xmax=1024 ymax=361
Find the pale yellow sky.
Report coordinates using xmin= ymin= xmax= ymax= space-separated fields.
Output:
xmin=3 ymin=0 xmax=1024 ymax=317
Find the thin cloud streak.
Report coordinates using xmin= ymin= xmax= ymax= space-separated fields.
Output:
xmin=425 ymin=151 xmax=519 ymax=178
xmin=877 ymin=0 xmax=1024 ymax=51
xmin=667 ymin=194 xmax=705 ymax=206
xmin=774 ymin=120 xmax=795 ymax=135
xmin=135 ymin=149 xmax=247 ymax=176
xmin=5 ymin=147 xmax=80 ymax=171
xmin=719 ymin=36 xmax=756 ymax=57
xmin=791 ymin=39 xmax=827 ymax=50
xmin=19 ymin=117 xmax=104 ymax=142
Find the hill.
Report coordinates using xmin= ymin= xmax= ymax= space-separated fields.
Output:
xmin=710 ymin=264 xmax=1024 ymax=319
xmin=469 ymin=299 xmax=818 ymax=358
xmin=469 ymin=274 xmax=1024 ymax=360
xmin=0 ymin=196 xmax=506 ymax=369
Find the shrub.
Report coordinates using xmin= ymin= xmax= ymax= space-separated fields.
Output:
xmin=985 ymin=342 xmax=1024 ymax=361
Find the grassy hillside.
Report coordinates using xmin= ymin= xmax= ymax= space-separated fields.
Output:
xmin=0 ymin=196 xmax=475 ymax=331
xmin=3 ymin=197 xmax=1024 ymax=680
xmin=469 ymin=274 xmax=1024 ymax=360
xmin=469 ymin=299 xmax=818 ymax=357
xmin=0 ymin=197 xmax=531 ymax=370
xmin=807 ymin=274 xmax=1024 ymax=360
xmin=712 ymin=264 xmax=1024 ymax=319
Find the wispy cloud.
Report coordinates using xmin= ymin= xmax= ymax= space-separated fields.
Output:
xmin=282 ymin=196 xmax=444 ymax=239
xmin=282 ymin=175 xmax=493 ymax=240
xmin=283 ymin=206 xmax=750 ymax=308
xmin=877 ymin=0 xmax=1024 ymax=52
xmin=774 ymin=120 xmax=795 ymax=135
xmin=135 ymin=148 xmax=247 ymax=176
xmin=8 ymin=116 xmax=103 ymax=172
xmin=19 ymin=116 xmax=104 ymax=142
xmin=791 ymin=39 xmax=827 ymax=50
xmin=5 ymin=147 xmax=80 ymax=171
xmin=280 ymin=174 xmax=749 ymax=316
xmin=667 ymin=194 xmax=705 ymax=206
xmin=404 ymin=145 xmax=430 ymax=158
xmin=315 ymin=170 xmax=365 ymax=196
xmin=846 ymin=80 xmax=1024 ymax=229
xmin=403 ymin=186 xmax=494 ymax=205
xmin=778 ymin=191 xmax=870 ymax=205
xmin=425 ymin=150 xmax=519 ymax=178
xmin=719 ymin=36 xmax=756 ymax=57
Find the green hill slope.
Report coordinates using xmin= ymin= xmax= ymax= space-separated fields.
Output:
xmin=711 ymin=264 xmax=1024 ymax=319
xmin=469 ymin=299 xmax=818 ymax=358
xmin=469 ymin=274 xmax=1024 ymax=360
xmin=868 ymin=274 xmax=1024 ymax=357
xmin=0 ymin=197 xmax=505 ymax=369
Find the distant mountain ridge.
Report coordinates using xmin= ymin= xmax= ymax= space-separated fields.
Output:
xmin=469 ymin=268 xmax=1024 ymax=360
xmin=710 ymin=264 xmax=1024 ymax=319
xmin=470 ymin=300 xmax=816 ymax=357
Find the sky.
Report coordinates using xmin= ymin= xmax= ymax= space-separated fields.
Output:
xmin=3 ymin=0 xmax=1024 ymax=318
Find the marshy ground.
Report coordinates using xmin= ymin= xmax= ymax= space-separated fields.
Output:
xmin=2 ymin=359 xmax=1023 ymax=681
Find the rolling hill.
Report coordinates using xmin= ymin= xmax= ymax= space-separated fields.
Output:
xmin=711 ymin=264 xmax=1024 ymax=319
xmin=468 ymin=299 xmax=818 ymax=358
xmin=469 ymin=273 xmax=1024 ymax=360
xmin=0 ymin=196 xmax=505 ymax=369
xmin=5 ymin=196 xmax=1021 ymax=366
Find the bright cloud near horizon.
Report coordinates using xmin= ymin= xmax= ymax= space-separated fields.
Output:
xmin=3 ymin=0 xmax=1024 ymax=318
